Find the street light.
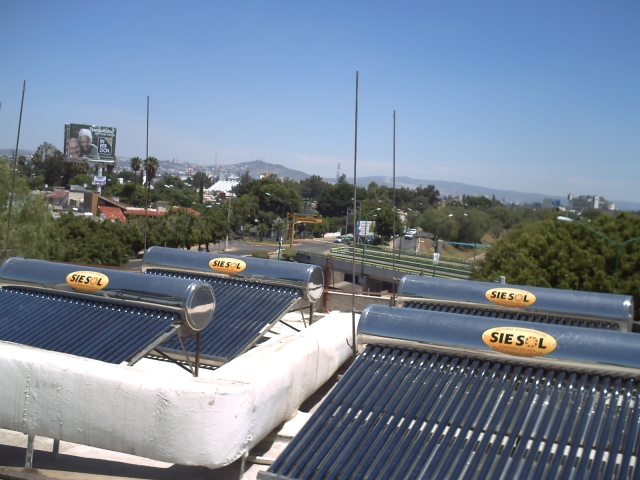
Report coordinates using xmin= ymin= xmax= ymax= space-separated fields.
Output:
xmin=266 ymin=192 xmax=286 ymax=260
xmin=360 ymin=207 xmax=381 ymax=245
xmin=557 ymin=216 xmax=640 ymax=274
xmin=462 ymin=213 xmax=478 ymax=261
xmin=434 ymin=214 xmax=453 ymax=253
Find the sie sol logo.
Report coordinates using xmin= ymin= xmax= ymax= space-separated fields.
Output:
xmin=482 ymin=327 xmax=557 ymax=357
xmin=485 ymin=288 xmax=536 ymax=308
xmin=66 ymin=271 xmax=110 ymax=292
xmin=209 ymin=258 xmax=247 ymax=275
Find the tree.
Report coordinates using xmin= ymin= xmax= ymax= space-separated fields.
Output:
xmin=0 ymin=162 xmax=54 ymax=259
xmin=232 ymin=194 xmax=260 ymax=239
xmin=414 ymin=185 xmax=440 ymax=210
xmin=472 ymin=213 xmax=640 ymax=318
xmin=299 ymin=175 xmax=329 ymax=199
xmin=316 ymin=182 xmax=366 ymax=218
xmin=110 ymin=182 xmax=147 ymax=207
xmin=236 ymin=178 xmax=302 ymax=219
xmin=373 ymin=206 xmax=402 ymax=240
xmin=143 ymin=157 xmax=160 ymax=207
xmin=130 ymin=157 xmax=142 ymax=184
xmin=48 ymin=213 xmax=133 ymax=266
xmin=191 ymin=171 xmax=213 ymax=190
xmin=239 ymin=169 xmax=253 ymax=188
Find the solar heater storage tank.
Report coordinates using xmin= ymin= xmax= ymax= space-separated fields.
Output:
xmin=398 ymin=274 xmax=633 ymax=331
xmin=264 ymin=305 xmax=640 ymax=479
xmin=142 ymin=247 xmax=324 ymax=366
xmin=0 ymin=258 xmax=215 ymax=366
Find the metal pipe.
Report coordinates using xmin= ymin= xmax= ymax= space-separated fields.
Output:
xmin=323 ymin=257 xmax=331 ymax=313
xmin=195 ymin=332 xmax=201 ymax=377
xmin=25 ymin=434 xmax=34 ymax=468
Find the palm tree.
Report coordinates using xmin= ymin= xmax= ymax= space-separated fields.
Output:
xmin=143 ymin=156 xmax=159 ymax=249
xmin=130 ymin=157 xmax=142 ymax=184
xmin=143 ymin=156 xmax=159 ymax=201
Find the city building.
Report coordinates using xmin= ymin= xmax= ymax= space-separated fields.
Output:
xmin=568 ymin=194 xmax=615 ymax=211
xmin=35 ymin=142 xmax=56 ymax=159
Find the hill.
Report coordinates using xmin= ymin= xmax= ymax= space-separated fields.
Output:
xmin=224 ymin=160 xmax=310 ymax=181
xmin=346 ymin=175 xmax=640 ymax=211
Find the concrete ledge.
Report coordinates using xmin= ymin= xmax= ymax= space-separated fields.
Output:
xmin=0 ymin=312 xmax=355 ymax=468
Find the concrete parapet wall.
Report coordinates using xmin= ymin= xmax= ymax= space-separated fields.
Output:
xmin=325 ymin=290 xmax=391 ymax=313
xmin=0 ymin=312 xmax=354 ymax=468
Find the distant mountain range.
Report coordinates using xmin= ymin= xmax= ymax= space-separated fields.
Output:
xmin=230 ymin=159 xmax=639 ymax=210
xmin=4 ymin=150 xmax=637 ymax=211
xmin=347 ymin=176 xmax=640 ymax=211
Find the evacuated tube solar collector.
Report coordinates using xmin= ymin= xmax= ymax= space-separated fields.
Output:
xmin=142 ymin=246 xmax=324 ymax=303
xmin=265 ymin=305 xmax=640 ymax=479
xmin=398 ymin=274 xmax=633 ymax=331
xmin=0 ymin=258 xmax=215 ymax=332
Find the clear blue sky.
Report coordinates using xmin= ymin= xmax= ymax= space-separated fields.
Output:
xmin=1 ymin=1 xmax=638 ymax=202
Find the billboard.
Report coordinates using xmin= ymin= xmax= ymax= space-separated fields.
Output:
xmin=356 ymin=220 xmax=376 ymax=237
xmin=92 ymin=175 xmax=107 ymax=186
xmin=64 ymin=123 xmax=117 ymax=163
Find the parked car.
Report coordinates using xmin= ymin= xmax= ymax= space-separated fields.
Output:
xmin=334 ymin=236 xmax=345 ymax=243
xmin=404 ymin=232 xmax=414 ymax=240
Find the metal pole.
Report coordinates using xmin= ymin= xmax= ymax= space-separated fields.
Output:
xmin=194 ymin=332 xmax=201 ymax=378
xmin=345 ymin=212 xmax=348 ymax=237
xmin=361 ymin=222 xmax=367 ymax=275
xmin=392 ymin=110 xmax=396 ymax=306
xmin=279 ymin=203 xmax=285 ymax=260
xmin=225 ymin=196 xmax=231 ymax=251
xmin=474 ymin=224 xmax=477 ymax=262
xmin=25 ymin=434 xmax=34 ymax=468
xmin=143 ymin=95 xmax=150 ymax=251
xmin=183 ymin=205 xmax=188 ymax=249
xmin=323 ymin=257 xmax=331 ymax=313
xmin=351 ymin=71 xmax=359 ymax=358
xmin=4 ymin=80 xmax=26 ymax=260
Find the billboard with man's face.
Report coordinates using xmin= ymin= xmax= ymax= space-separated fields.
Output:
xmin=64 ymin=123 xmax=117 ymax=163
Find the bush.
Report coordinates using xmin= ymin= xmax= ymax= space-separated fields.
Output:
xmin=252 ymin=250 xmax=270 ymax=259
xmin=281 ymin=249 xmax=297 ymax=262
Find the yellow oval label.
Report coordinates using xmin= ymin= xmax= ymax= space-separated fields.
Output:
xmin=209 ymin=258 xmax=247 ymax=275
xmin=482 ymin=327 xmax=557 ymax=357
xmin=66 ymin=271 xmax=110 ymax=292
xmin=486 ymin=288 xmax=536 ymax=308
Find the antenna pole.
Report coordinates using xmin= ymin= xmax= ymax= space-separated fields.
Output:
xmin=392 ymin=111 xmax=396 ymax=306
xmin=351 ymin=72 xmax=359 ymax=358
xmin=4 ymin=81 xmax=26 ymax=260
xmin=144 ymin=95 xmax=150 ymax=251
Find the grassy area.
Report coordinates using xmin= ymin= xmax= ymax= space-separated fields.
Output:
xmin=417 ymin=233 xmax=496 ymax=261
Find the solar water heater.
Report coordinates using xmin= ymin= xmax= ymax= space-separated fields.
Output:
xmin=399 ymin=274 xmax=633 ymax=330
xmin=142 ymin=247 xmax=324 ymax=366
xmin=263 ymin=304 xmax=640 ymax=479
xmin=0 ymin=258 xmax=215 ymax=367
